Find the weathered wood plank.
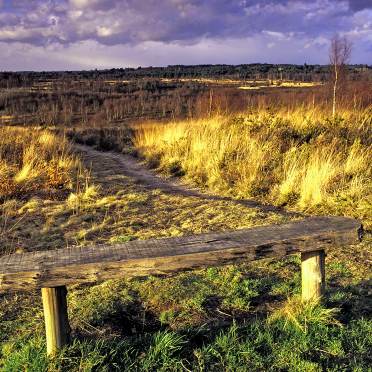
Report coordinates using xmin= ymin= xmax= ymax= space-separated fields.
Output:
xmin=0 ymin=217 xmax=361 ymax=292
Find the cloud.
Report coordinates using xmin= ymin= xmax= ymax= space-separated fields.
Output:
xmin=69 ymin=0 xmax=90 ymax=8
xmin=348 ymin=0 xmax=372 ymax=11
xmin=0 ymin=0 xmax=363 ymax=45
xmin=0 ymin=0 xmax=370 ymax=67
xmin=0 ymin=37 xmax=321 ymax=71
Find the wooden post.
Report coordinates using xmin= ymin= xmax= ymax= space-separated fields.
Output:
xmin=41 ymin=286 xmax=70 ymax=356
xmin=301 ymin=250 xmax=325 ymax=301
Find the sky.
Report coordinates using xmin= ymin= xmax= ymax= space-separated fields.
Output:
xmin=0 ymin=0 xmax=371 ymax=71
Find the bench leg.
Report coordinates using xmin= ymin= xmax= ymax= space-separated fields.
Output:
xmin=41 ymin=286 xmax=70 ymax=356
xmin=301 ymin=250 xmax=325 ymax=302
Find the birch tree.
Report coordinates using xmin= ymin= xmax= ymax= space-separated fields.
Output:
xmin=329 ymin=35 xmax=352 ymax=118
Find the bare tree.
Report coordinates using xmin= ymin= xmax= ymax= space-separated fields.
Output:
xmin=329 ymin=35 xmax=352 ymax=118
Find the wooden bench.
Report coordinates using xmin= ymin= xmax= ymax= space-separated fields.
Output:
xmin=0 ymin=216 xmax=362 ymax=356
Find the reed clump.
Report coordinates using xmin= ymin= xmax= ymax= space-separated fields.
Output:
xmin=134 ymin=108 xmax=372 ymax=224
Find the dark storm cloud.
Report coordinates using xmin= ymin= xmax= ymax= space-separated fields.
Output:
xmin=348 ymin=0 xmax=372 ymax=11
xmin=0 ymin=0 xmax=371 ymax=68
xmin=0 ymin=0 xmax=368 ymax=45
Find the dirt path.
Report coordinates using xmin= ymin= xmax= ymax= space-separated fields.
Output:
xmin=75 ymin=144 xmax=301 ymax=218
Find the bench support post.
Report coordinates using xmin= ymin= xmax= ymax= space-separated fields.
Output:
xmin=41 ymin=286 xmax=70 ymax=356
xmin=301 ymin=250 xmax=325 ymax=301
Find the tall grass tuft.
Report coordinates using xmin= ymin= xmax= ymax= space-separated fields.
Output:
xmin=269 ymin=296 xmax=341 ymax=333
xmin=0 ymin=127 xmax=80 ymax=199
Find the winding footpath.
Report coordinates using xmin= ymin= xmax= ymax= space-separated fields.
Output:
xmin=75 ymin=144 xmax=302 ymax=218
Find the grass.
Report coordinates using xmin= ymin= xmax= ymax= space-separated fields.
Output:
xmin=0 ymin=110 xmax=371 ymax=370
xmin=268 ymin=296 xmax=342 ymax=333
xmin=238 ymin=81 xmax=321 ymax=89
xmin=134 ymin=107 xmax=372 ymax=227
xmin=1 ymin=293 xmax=370 ymax=371
xmin=0 ymin=127 xmax=81 ymax=200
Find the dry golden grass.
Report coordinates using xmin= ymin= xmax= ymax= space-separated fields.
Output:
xmin=134 ymin=107 xmax=372 ymax=225
xmin=238 ymin=81 xmax=321 ymax=89
xmin=268 ymin=296 xmax=341 ymax=333
xmin=0 ymin=127 xmax=80 ymax=199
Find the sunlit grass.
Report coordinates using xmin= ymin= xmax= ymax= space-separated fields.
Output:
xmin=0 ymin=127 xmax=80 ymax=199
xmin=134 ymin=107 xmax=372 ymax=225
xmin=238 ymin=81 xmax=322 ymax=89
xmin=269 ymin=296 xmax=341 ymax=333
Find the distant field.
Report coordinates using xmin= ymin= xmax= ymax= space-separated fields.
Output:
xmin=1 ymin=69 xmax=371 ymax=127
xmin=238 ymin=81 xmax=322 ymax=90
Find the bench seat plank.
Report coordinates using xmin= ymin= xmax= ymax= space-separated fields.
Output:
xmin=0 ymin=216 xmax=361 ymax=292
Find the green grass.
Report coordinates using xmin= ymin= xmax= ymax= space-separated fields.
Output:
xmin=1 ymin=301 xmax=371 ymax=371
xmin=1 ymin=252 xmax=371 ymax=371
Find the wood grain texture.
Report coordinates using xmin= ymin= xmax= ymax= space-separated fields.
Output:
xmin=0 ymin=216 xmax=362 ymax=292
xmin=41 ymin=286 xmax=70 ymax=355
xmin=301 ymin=250 xmax=326 ymax=301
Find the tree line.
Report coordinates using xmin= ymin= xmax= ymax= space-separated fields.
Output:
xmin=1 ymin=63 xmax=370 ymax=89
